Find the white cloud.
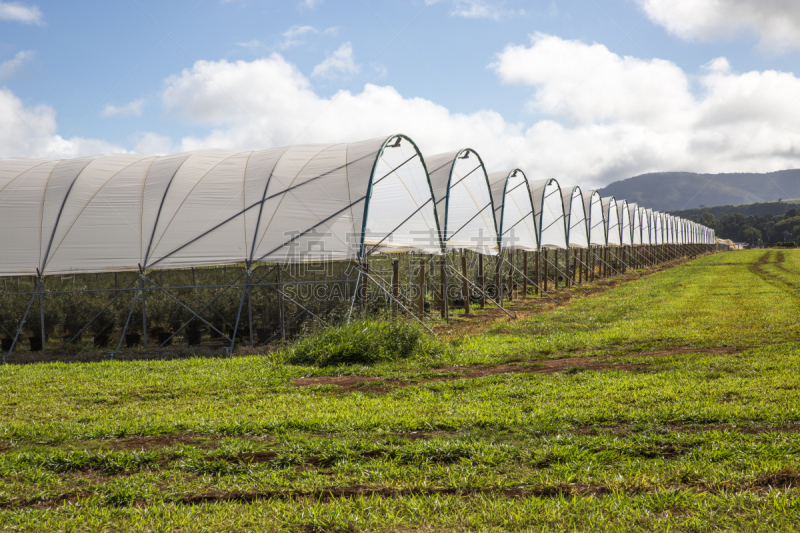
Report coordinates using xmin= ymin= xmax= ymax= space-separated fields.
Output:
xmin=491 ymin=33 xmax=800 ymax=183
xmin=0 ymin=87 xmax=125 ymax=159
xmin=311 ymin=42 xmax=360 ymax=79
xmin=133 ymin=132 xmax=174 ymax=155
xmin=278 ymin=24 xmax=317 ymax=49
xmin=236 ymin=39 xmax=264 ymax=50
xmin=102 ymin=98 xmax=146 ymax=118
xmin=636 ymin=0 xmax=800 ymax=52
xmin=155 ymin=38 xmax=800 ymax=190
xmin=298 ymin=0 xmax=322 ymax=8
xmin=428 ymin=0 xmax=522 ymax=20
xmin=0 ymin=1 xmax=42 ymax=24
xmin=0 ymin=50 xmax=34 ymax=80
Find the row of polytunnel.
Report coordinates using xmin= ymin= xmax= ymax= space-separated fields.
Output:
xmin=0 ymin=134 xmax=714 ymax=278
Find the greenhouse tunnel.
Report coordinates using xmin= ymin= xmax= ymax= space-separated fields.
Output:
xmin=562 ymin=186 xmax=589 ymax=249
xmin=585 ymin=191 xmax=606 ymax=247
xmin=426 ymin=148 xmax=497 ymax=255
xmin=602 ymin=197 xmax=621 ymax=247
xmin=0 ymin=134 xmax=440 ymax=277
xmin=488 ymin=169 xmax=538 ymax=252
xmin=530 ymin=178 xmax=567 ymax=250
xmin=617 ymin=199 xmax=632 ymax=246
xmin=0 ymin=131 xmax=718 ymax=358
xmin=630 ymin=203 xmax=642 ymax=246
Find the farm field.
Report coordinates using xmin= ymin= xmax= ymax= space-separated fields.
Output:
xmin=2 ymin=249 xmax=800 ymax=531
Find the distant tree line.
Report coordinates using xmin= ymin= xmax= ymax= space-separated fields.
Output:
xmin=688 ymin=208 xmax=800 ymax=245
xmin=671 ymin=200 xmax=796 ymax=219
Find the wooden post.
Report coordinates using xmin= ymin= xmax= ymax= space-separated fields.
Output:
xmin=278 ymin=266 xmax=285 ymax=341
xmin=392 ymin=259 xmax=399 ymax=318
xmin=535 ymin=251 xmax=540 ymax=296
xmin=418 ymin=259 xmax=425 ymax=318
xmin=507 ymin=251 xmax=514 ymax=301
xmin=578 ymin=249 xmax=583 ymax=284
xmin=543 ymin=249 xmax=548 ymax=293
xmin=554 ymin=250 xmax=559 ymax=290
xmin=522 ymin=251 xmax=528 ymax=298
xmin=440 ymin=257 xmax=448 ymax=320
xmin=495 ymin=252 xmax=503 ymax=304
xmin=571 ymin=251 xmax=577 ymax=286
xmin=361 ymin=262 xmax=369 ymax=314
xmin=478 ymin=254 xmax=485 ymax=308
xmin=461 ymin=255 xmax=470 ymax=316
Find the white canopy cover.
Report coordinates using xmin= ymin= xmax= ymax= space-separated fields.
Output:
xmin=488 ymin=169 xmax=537 ymax=251
xmin=426 ymin=148 xmax=497 ymax=255
xmin=0 ymin=134 xmax=441 ymax=277
xmin=629 ymin=203 xmax=641 ymax=245
xmin=617 ymin=200 xmax=632 ymax=246
xmin=585 ymin=191 xmax=606 ymax=246
xmin=530 ymin=179 xmax=567 ymax=249
xmin=602 ymin=197 xmax=621 ymax=246
xmin=562 ymin=186 xmax=588 ymax=248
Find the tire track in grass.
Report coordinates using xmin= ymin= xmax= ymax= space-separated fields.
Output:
xmin=750 ymin=250 xmax=800 ymax=293
xmin=7 ymin=468 xmax=800 ymax=510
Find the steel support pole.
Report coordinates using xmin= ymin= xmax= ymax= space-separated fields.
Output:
xmin=247 ymin=266 xmax=254 ymax=347
xmin=4 ymin=279 xmax=40 ymax=362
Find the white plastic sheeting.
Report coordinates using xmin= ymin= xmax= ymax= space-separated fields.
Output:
xmin=586 ymin=191 xmax=606 ymax=246
xmin=654 ymin=212 xmax=663 ymax=245
xmin=426 ymin=149 xmax=497 ymax=255
xmin=617 ymin=200 xmax=632 ymax=246
xmin=602 ymin=197 xmax=621 ymax=246
xmin=488 ymin=169 xmax=538 ymax=251
xmin=0 ymin=133 xmax=716 ymax=279
xmin=0 ymin=135 xmax=441 ymax=277
xmin=630 ymin=203 xmax=642 ymax=245
xmin=561 ymin=186 xmax=588 ymax=248
xmin=530 ymin=179 xmax=567 ymax=249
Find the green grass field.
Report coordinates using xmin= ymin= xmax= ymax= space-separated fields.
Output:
xmin=2 ymin=249 xmax=800 ymax=531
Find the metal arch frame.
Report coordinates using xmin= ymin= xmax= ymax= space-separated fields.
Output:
xmin=601 ymin=196 xmax=621 ymax=247
xmin=495 ymin=169 xmax=537 ymax=251
xmin=359 ymin=134 xmax=444 ymax=260
xmin=532 ymin=178 xmax=568 ymax=251
xmin=630 ymin=204 xmax=642 ymax=246
xmin=438 ymin=148 xmax=499 ymax=251
xmin=616 ymin=199 xmax=632 ymax=246
xmin=562 ymin=185 xmax=589 ymax=249
xmin=628 ymin=203 xmax=640 ymax=245
xmin=586 ymin=190 xmax=607 ymax=247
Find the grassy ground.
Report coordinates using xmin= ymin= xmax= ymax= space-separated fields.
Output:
xmin=2 ymin=249 xmax=800 ymax=531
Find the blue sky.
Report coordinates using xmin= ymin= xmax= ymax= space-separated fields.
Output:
xmin=3 ymin=0 xmax=800 ymax=189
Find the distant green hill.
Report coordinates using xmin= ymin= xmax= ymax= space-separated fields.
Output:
xmin=597 ymin=170 xmax=800 ymax=211
xmin=670 ymin=199 xmax=800 ymax=219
